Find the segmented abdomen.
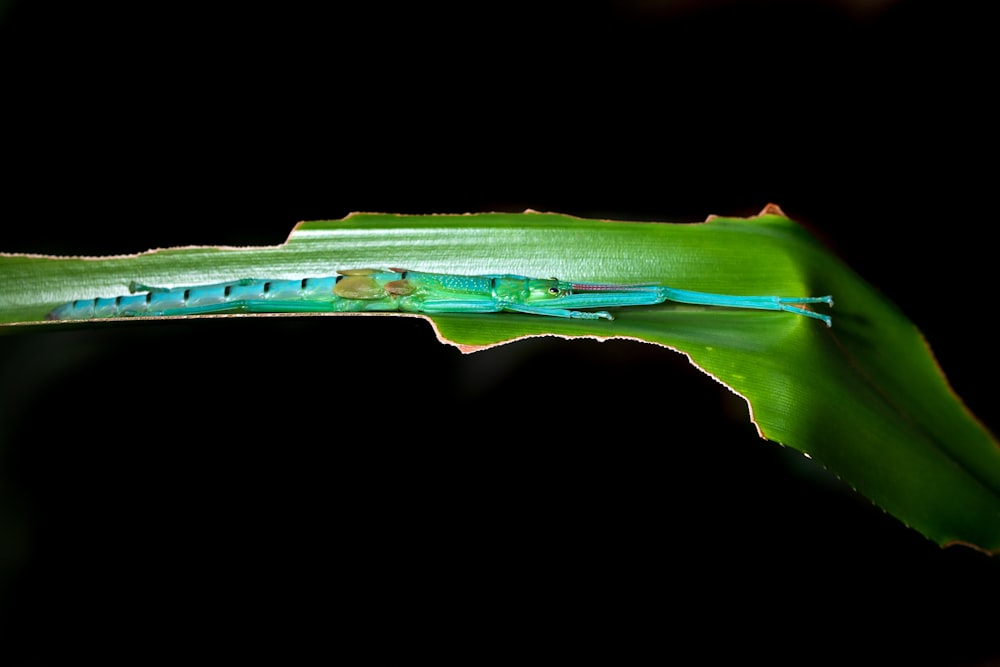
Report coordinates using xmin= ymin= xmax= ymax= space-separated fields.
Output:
xmin=46 ymin=276 xmax=350 ymax=320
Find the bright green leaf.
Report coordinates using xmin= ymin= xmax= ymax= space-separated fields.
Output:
xmin=2 ymin=207 xmax=998 ymax=551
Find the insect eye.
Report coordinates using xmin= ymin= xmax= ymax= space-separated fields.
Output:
xmin=547 ymin=286 xmax=560 ymax=296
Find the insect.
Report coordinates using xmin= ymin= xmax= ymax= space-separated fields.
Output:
xmin=45 ymin=268 xmax=834 ymax=326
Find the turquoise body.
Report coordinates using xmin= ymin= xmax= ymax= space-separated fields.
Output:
xmin=49 ymin=276 xmax=373 ymax=320
xmin=45 ymin=268 xmax=834 ymax=325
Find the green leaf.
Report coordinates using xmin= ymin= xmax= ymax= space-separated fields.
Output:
xmin=2 ymin=207 xmax=998 ymax=551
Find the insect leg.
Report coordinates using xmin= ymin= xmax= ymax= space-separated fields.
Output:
xmin=503 ymin=304 xmax=614 ymax=320
xmin=659 ymin=288 xmax=833 ymax=327
xmin=775 ymin=303 xmax=833 ymax=327
xmin=411 ymin=298 xmax=613 ymax=319
xmin=141 ymin=299 xmax=339 ymax=316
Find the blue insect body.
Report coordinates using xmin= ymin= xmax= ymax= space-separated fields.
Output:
xmin=45 ymin=268 xmax=834 ymax=326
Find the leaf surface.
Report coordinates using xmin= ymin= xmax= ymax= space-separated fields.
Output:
xmin=2 ymin=207 xmax=997 ymax=551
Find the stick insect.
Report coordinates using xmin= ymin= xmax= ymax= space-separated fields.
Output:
xmin=45 ymin=268 xmax=834 ymax=326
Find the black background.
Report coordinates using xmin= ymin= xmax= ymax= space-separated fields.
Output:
xmin=1 ymin=1 xmax=998 ymax=664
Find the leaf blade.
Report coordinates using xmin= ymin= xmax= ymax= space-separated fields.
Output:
xmin=2 ymin=208 xmax=997 ymax=550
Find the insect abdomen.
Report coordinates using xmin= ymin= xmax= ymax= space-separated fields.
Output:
xmin=46 ymin=277 xmax=349 ymax=319
xmin=46 ymin=294 xmax=152 ymax=320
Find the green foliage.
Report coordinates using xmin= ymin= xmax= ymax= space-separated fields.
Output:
xmin=2 ymin=208 xmax=998 ymax=551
